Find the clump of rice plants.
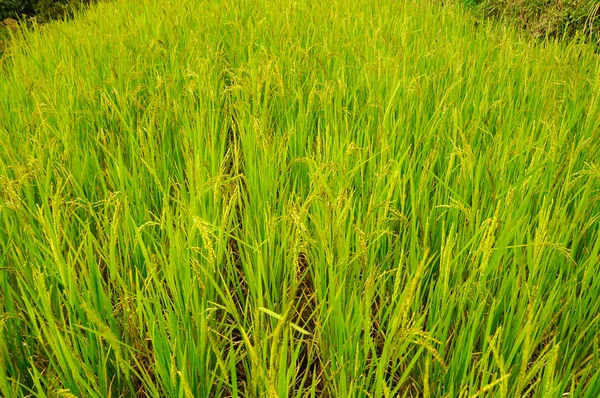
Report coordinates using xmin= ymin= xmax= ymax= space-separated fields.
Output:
xmin=0 ymin=0 xmax=599 ymax=396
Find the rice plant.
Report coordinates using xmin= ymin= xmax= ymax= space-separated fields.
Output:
xmin=0 ymin=0 xmax=599 ymax=396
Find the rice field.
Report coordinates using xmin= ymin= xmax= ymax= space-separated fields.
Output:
xmin=0 ymin=0 xmax=599 ymax=396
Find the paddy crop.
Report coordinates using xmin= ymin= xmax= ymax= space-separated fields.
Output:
xmin=0 ymin=0 xmax=599 ymax=396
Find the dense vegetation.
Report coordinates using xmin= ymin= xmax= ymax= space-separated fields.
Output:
xmin=1 ymin=0 xmax=600 ymax=396
xmin=0 ymin=0 xmax=95 ymax=54
xmin=466 ymin=0 xmax=600 ymax=48
xmin=2 ymin=0 xmax=600 ymax=57
xmin=0 ymin=0 xmax=95 ymax=22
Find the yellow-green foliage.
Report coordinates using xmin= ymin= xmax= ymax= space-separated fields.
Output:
xmin=1 ymin=0 xmax=599 ymax=396
xmin=1 ymin=0 xmax=97 ymax=57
